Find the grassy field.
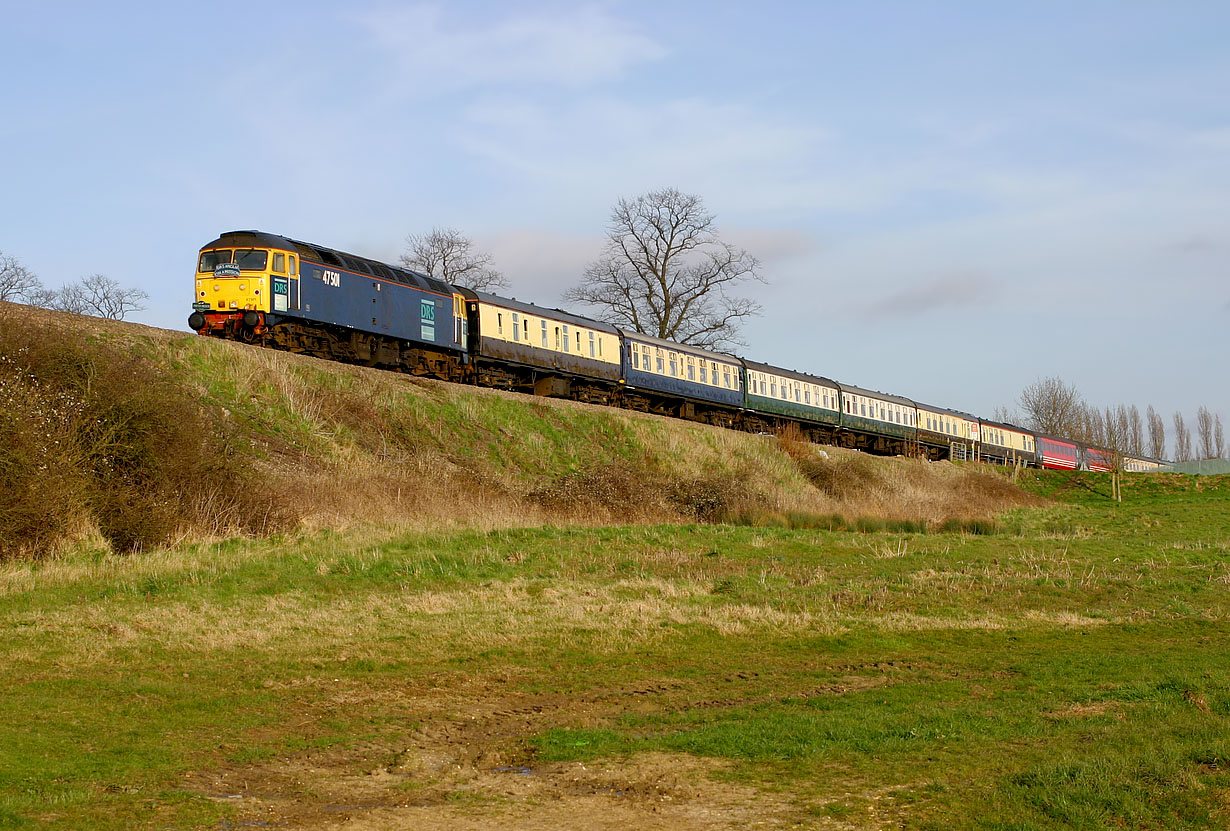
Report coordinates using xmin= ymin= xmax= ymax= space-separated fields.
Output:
xmin=2 ymin=472 xmax=1227 ymax=829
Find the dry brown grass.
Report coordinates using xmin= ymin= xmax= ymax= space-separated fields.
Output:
xmin=0 ymin=303 xmax=1040 ymax=557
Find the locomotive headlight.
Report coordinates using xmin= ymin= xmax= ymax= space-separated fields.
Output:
xmin=239 ymin=283 xmax=246 ymax=290
xmin=213 ymin=285 xmax=220 ymax=292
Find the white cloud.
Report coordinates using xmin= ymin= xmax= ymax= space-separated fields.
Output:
xmin=353 ymin=4 xmax=666 ymax=92
xmin=456 ymin=97 xmax=830 ymax=211
xmin=860 ymin=271 xmax=999 ymax=320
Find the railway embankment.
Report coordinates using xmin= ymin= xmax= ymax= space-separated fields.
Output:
xmin=2 ymin=301 xmax=1043 ymax=558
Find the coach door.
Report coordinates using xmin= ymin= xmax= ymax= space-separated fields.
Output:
xmin=453 ymin=294 xmax=467 ymax=349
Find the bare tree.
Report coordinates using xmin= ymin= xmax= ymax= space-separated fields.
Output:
xmin=42 ymin=282 xmax=90 ymax=315
xmin=564 ymin=187 xmax=764 ymax=350
xmin=79 ymin=274 xmax=148 ymax=320
xmin=1018 ymin=376 xmax=1085 ymax=436
xmin=1099 ymin=406 xmax=1129 ymax=502
xmin=400 ymin=228 xmax=507 ymax=291
xmin=1196 ymin=406 xmax=1217 ymax=459
xmin=1173 ymin=412 xmax=1192 ymax=462
xmin=34 ymin=274 xmax=147 ymax=320
xmin=1126 ymin=405 xmax=1143 ymax=457
xmin=991 ymin=405 xmax=1020 ymax=425
xmin=1216 ymin=414 xmax=1226 ymax=460
xmin=0 ymin=252 xmax=43 ymax=302
xmin=1077 ymin=405 xmax=1105 ymax=446
xmin=1146 ymin=405 xmax=1166 ymax=459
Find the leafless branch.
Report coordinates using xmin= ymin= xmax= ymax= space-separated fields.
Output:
xmin=401 ymin=228 xmax=507 ymax=291
xmin=564 ymin=187 xmax=764 ymax=351
xmin=0 ymin=252 xmax=43 ymax=303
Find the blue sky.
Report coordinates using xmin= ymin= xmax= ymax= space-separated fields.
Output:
xmin=3 ymin=1 xmax=1227 ymax=447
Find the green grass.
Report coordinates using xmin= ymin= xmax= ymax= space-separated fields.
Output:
xmin=0 ymin=475 xmax=1227 ymax=828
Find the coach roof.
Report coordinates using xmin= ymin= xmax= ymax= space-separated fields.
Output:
xmin=469 ymin=290 xmax=621 ymax=333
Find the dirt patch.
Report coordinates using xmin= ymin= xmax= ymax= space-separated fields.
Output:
xmin=186 ymin=675 xmax=812 ymax=830
xmin=185 ymin=659 xmax=1011 ymax=829
xmin=1044 ymin=701 xmax=1125 ymax=720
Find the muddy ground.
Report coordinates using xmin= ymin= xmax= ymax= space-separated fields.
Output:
xmin=183 ymin=672 xmax=871 ymax=830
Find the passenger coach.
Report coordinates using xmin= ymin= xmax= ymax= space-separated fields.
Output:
xmin=743 ymin=360 xmax=840 ymax=440
xmin=978 ymin=419 xmax=1037 ymax=466
xmin=1037 ymin=435 xmax=1080 ymax=470
xmin=916 ymin=402 xmax=980 ymax=460
xmin=837 ymin=384 xmax=917 ymax=454
xmin=621 ymin=332 xmax=743 ymax=426
xmin=462 ymin=291 xmax=620 ymax=404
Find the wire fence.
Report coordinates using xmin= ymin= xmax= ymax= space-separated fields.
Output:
xmin=1156 ymin=459 xmax=1230 ymax=475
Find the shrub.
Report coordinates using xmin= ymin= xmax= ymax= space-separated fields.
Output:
xmin=0 ymin=310 xmax=294 ymax=557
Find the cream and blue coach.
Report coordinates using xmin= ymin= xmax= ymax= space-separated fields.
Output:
xmin=621 ymin=332 xmax=743 ymax=425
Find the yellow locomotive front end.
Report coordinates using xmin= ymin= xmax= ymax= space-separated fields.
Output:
xmin=189 ymin=231 xmax=300 ymax=340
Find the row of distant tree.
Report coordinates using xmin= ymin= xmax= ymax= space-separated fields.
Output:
xmin=1000 ymin=376 xmax=1226 ymax=463
xmin=0 ymin=252 xmax=147 ymax=320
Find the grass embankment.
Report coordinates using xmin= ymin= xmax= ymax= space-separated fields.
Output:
xmin=2 ymin=475 xmax=1228 ymax=829
xmin=1 ymin=302 xmax=1035 ymax=558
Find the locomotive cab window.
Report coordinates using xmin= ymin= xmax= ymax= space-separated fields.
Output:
xmin=233 ymin=249 xmax=268 ymax=271
xmin=199 ymin=250 xmax=232 ymax=272
xmin=272 ymin=253 xmax=286 ymax=274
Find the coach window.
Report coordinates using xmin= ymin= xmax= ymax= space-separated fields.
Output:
xmin=563 ymin=325 xmax=570 ymax=352
xmin=540 ymin=320 xmax=548 ymax=347
xmin=512 ymin=313 xmax=520 ymax=341
xmin=699 ymin=363 xmax=707 ymax=384
xmin=589 ymin=331 xmax=595 ymax=357
xmin=631 ymin=347 xmax=639 ymax=369
xmin=669 ymin=354 xmax=677 ymax=376
xmin=655 ymin=349 xmax=664 ymax=373
xmin=497 ymin=313 xmax=504 ymax=335
xmin=723 ymin=368 xmax=731 ymax=388
xmin=554 ymin=326 xmax=562 ymax=350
